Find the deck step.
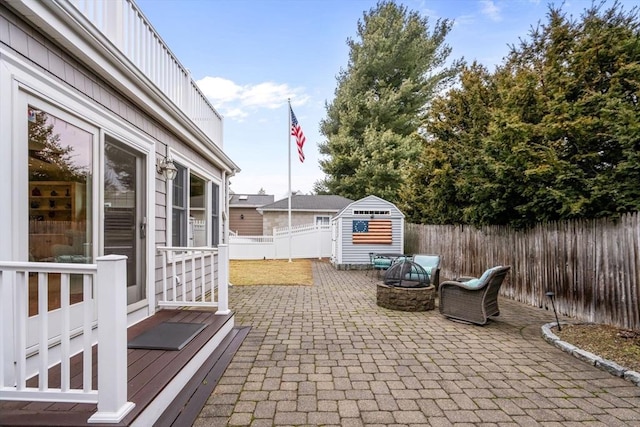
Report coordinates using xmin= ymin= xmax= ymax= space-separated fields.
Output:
xmin=156 ymin=326 xmax=251 ymax=427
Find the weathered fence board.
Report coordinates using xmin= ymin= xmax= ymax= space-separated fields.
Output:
xmin=406 ymin=212 xmax=640 ymax=330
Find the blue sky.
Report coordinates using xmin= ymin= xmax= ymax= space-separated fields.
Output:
xmin=136 ymin=0 xmax=635 ymax=199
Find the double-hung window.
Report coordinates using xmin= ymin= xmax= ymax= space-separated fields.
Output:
xmin=171 ymin=162 xmax=220 ymax=247
xmin=315 ymin=215 xmax=331 ymax=226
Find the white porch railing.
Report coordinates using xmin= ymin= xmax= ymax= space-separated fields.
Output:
xmin=0 ymin=256 xmax=134 ymax=424
xmin=67 ymin=0 xmax=223 ymax=144
xmin=156 ymin=244 xmax=229 ymax=315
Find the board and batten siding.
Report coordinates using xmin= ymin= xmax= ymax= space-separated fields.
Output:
xmin=333 ymin=196 xmax=405 ymax=267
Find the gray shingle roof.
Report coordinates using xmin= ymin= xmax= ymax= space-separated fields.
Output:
xmin=259 ymin=195 xmax=354 ymax=212
xmin=229 ymin=194 xmax=275 ymax=207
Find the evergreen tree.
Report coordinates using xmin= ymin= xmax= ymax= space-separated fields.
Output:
xmin=400 ymin=62 xmax=496 ymax=224
xmin=317 ymin=1 xmax=458 ymax=203
xmin=412 ymin=2 xmax=640 ymax=227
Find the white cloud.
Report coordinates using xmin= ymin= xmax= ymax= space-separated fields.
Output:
xmin=452 ymin=14 xmax=475 ymax=27
xmin=241 ymin=82 xmax=293 ymax=109
xmin=196 ymin=76 xmax=242 ymax=106
xmin=222 ymin=107 xmax=248 ymax=121
xmin=195 ymin=76 xmax=308 ymax=121
xmin=480 ymin=0 xmax=502 ymax=22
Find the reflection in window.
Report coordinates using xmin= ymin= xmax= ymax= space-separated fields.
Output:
xmin=172 ymin=165 xmax=218 ymax=247
xmin=172 ymin=164 xmax=187 ymax=246
xmin=211 ymin=183 xmax=219 ymax=246
xmin=27 ymin=106 xmax=93 ymax=314
xmin=190 ymin=175 xmax=206 ymax=247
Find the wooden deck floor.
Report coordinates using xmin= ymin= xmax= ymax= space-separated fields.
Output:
xmin=0 ymin=309 xmax=246 ymax=426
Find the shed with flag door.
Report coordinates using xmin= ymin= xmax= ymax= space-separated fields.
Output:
xmin=330 ymin=195 xmax=405 ymax=269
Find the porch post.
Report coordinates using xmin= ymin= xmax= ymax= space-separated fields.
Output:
xmin=216 ymin=244 xmax=231 ymax=315
xmin=0 ymin=271 xmax=16 ymax=388
xmin=88 ymin=255 xmax=135 ymax=424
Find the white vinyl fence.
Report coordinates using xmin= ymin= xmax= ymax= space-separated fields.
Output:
xmin=229 ymin=223 xmax=331 ymax=260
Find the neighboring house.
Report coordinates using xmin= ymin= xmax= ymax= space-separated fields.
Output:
xmin=0 ymin=1 xmax=240 ymax=425
xmin=229 ymin=194 xmax=351 ymax=261
xmin=258 ymin=194 xmax=354 ymax=235
xmin=229 ymin=193 xmax=274 ymax=236
xmin=331 ymin=195 xmax=405 ymax=269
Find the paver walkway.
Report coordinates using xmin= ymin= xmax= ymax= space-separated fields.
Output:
xmin=195 ymin=260 xmax=640 ymax=426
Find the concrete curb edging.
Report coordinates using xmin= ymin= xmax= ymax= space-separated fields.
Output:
xmin=542 ymin=322 xmax=640 ymax=387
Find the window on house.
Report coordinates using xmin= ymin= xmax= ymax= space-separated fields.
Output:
xmin=211 ymin=183 xmax=219 ymax=245
xmin=171 ymin=163 xmax=219 ymax=247
xmin=315 ymin=215 xmax=330 ymax=226
xmin=172 ymin=164 xmax=188 ymax=246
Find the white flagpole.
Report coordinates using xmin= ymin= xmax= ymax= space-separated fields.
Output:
xmin=287 ymin=99 xmax=292 ymax=262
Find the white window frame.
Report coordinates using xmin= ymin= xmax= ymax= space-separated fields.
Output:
xmin=166 ymin=151 xmax=222 ymax=248
xmin=3 ymin=48 xmax=156 ymax=319
xmin=315 ymin=215 xmax=331 ymax=227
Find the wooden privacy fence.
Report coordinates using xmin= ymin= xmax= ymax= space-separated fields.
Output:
xmin=405 ymin=212 xmax=640 ymax=330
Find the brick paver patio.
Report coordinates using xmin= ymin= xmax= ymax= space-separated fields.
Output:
xmin=195 ymin=260 xmax=640 ymax=426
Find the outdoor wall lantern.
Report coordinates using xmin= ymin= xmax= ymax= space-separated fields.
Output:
xmin=545 ymin=291 xmax=561 ymax=331
xmin=240 ymin=214 xmax=244 ymax=220
xmin=157 ymin=154 xmax=178 ymax=181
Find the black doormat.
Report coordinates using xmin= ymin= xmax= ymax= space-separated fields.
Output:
xmin=127 ymin=322 xmax=207 ymax=351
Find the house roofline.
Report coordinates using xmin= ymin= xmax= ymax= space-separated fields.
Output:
xmin=7 ymin=0 xmax=240 ymax=174
xmin=257 ymin=208 xmax=341 ymax=214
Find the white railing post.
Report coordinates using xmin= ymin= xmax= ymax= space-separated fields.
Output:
xmin=216 ymin=245 xmax=230 ymax=315
xmin=88 ymin=255 xmax=135 ymax=424
xmin=0 ymin=270 xmax=15 ymax=388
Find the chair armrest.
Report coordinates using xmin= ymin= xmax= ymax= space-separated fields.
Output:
xmin=439 ymin=279 xmax=486 ymax=291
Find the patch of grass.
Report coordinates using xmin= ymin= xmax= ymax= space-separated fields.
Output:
xmin=229 ymin=259 xmax=313 ymax=286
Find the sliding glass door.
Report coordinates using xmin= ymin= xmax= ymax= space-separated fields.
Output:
xmin=104 ymin=138 xmax=146 ymax=305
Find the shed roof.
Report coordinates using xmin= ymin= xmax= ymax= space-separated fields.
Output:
xmin=229 ymin=194 xmax=275 ymax=208
xmin=334 ymin=195 xmax=405 ymax=218
xmin=259 ymin=195 xmax=354 ymax=212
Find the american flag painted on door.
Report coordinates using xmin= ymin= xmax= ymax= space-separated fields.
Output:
xmin=352 ymin=219 xmax=392 ymax=244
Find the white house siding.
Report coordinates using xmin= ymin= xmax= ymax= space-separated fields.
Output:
xmin=0 ymin=3 xmax=227 ymax=318
xmin=332 ymin=196 xmax=405 ymax=269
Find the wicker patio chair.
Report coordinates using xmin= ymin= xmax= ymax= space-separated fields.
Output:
xmin=412 ymin=254 xmax=441 ymax=289
xmin=438 ymin=265 xmax=511 ymax=325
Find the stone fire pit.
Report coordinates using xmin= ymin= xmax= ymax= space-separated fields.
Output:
xmin=376 ymin=282 xmax=436 ymax=312
xmin=376 ymin=259 xmax=436 ymax=311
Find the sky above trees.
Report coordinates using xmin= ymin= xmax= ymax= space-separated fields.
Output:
xmin=137 ymin=0 xmax=638 ymax=200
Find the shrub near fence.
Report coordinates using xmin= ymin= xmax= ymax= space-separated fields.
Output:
xmin=405 ymin=212 xmax=640 ymax=330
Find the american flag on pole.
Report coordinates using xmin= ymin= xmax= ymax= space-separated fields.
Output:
xmin=290 ymin=106 xmax=306 ymax=163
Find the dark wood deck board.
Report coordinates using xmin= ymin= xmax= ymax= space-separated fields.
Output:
xmin=0 ymin=309 xmax=236 ymax=426
xmin=157 ymin=326 xmax=251 ymax=427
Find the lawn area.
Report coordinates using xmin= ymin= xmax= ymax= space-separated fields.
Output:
xmin=229 ymin=259 xmax=314 ymax=286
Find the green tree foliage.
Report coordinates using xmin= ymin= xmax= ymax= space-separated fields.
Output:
xmin=408 ymin=2 xmax=640 ymax=227
xmin=317 ymin=1 xmax=458 ymax=203
xmin=400 ymin=62 xmax=497 ymax=224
